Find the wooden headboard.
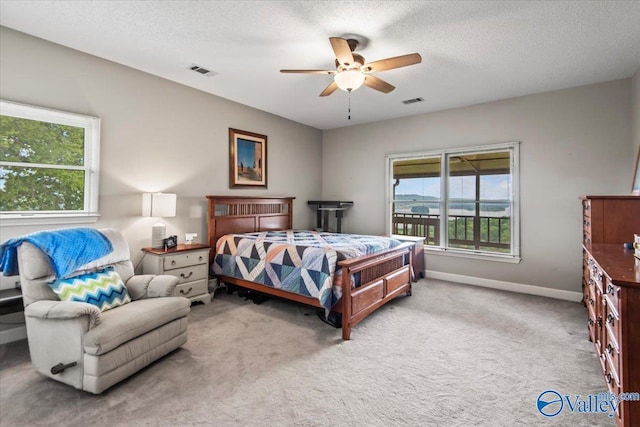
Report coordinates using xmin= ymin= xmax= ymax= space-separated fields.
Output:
xmin=206 ymin=196 xmax=295 ymax=256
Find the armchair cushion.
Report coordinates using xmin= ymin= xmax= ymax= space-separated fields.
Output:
xmin=25 ymin=300 xmax=102 ymax=328
xmin=49 ymin=267 xmax=131 ymax=312
xmin=126 ymin=274 xmax=179 ymax=300
xmin=82 ymin=296 xmax=191 ymax=355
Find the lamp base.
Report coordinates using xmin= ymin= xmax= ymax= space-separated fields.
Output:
xmin=151 ymin=223 xmax=166 ymax=249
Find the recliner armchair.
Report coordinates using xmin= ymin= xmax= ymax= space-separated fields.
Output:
xmin=16 ymin=228 xmax=190 ymax=394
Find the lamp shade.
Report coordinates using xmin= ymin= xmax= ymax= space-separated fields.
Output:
xmin=334 ymin=70 xmax=365 ymax=92
xmin=142 ymin=193 xmax=176 ymax=218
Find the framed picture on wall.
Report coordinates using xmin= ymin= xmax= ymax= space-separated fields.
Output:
xmin=229 ymin=128 xmax=267 ymax=188
xmin=633 ymin=146 xmax=640 ymax=196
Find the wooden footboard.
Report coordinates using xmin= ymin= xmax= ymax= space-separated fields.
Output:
xmin=334 ymin=243 xmax=413 ymax=340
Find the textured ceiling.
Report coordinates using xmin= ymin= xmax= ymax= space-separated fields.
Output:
xmin=1 ymin=1 xmax=640 ymax=130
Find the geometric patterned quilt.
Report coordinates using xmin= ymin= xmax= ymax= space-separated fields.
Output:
xmin=212 ymin=230 xmax=402 ymax=311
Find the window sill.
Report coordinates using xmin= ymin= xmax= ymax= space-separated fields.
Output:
xmin=0 ymin=213 xmax=100 ymax=227
xmin=424 ymin=246 xmax=521 ymax=263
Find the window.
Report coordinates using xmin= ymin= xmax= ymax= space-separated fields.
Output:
xmin=0 ymin=100 xmax=100 ymax=225
xmin=387 ymin=142 xmax=520 ymax=262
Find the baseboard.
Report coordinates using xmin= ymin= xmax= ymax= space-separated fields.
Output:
xmin=424 ymin=270 xmax=583 ymax=302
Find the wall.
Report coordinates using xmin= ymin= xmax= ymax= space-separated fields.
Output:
xmin=322 ymin=79 xmax=633 ymax=295
xmin=0 ymin=26 xmax=322 ymax=279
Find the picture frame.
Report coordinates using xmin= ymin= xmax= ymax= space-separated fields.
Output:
xmin=229 ymin=128 xmax=267 ymax=188
xmin=633 ymin=146 xmax=640 ymax=196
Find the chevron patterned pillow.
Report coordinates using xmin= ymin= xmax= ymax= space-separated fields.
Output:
xmin=49 ymin=267 xmax=131 ymax=312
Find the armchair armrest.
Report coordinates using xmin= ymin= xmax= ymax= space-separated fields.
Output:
xmin=24 ymin=300 xmax=101 ymax=329
xmin=126 ymin=274 xmax=179 ymax=300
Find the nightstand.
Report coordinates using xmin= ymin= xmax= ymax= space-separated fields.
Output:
xmin=141 ymin=244 xmax=211 ymax=304
xmin=391 ymin=235 xmax=425 ymax=280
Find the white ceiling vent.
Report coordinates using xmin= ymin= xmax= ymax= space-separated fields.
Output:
xmin=189 ymin=64 xmax=217 ymax=77
xmin=402 ymin=97 xmax=424 ymax=105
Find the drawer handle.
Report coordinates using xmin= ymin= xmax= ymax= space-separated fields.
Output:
xmin=171 ymin=260 xmax=176 ymax=266
xmin=180 ymin=272 xmax=193 ymax=279
xmin=588 ymin=318 xmax=594 ymax=326
xmin=199 ymin=256 xmax=204 ymax=261
xmin=606 ymin=343 xmax=614 ymax=354
xmin=589 ymin=278 xmax=594 ymax=287
xmin=589 ymin=298 xmax=594 ymax=306
xmin=607 ymin=284 xmax=614 ymax=295
xmin=606 ymin=373 xmax=613 ymax=384
xmin=179 ymin=287 xmax=193 ymax=295
xmin=606 ymin=314 xmax=615 ymax=325
xmin=597 ymin=272 xmax=603 ymax=281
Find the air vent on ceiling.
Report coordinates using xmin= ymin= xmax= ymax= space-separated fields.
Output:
xmin=402 ymin=97 xmax=424 ymax=105
xmin=189 ymin=64 xmax=217 ymax=77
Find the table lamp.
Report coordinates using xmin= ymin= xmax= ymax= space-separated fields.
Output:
xmin=142 ymin=193 xmax=177 ymax=249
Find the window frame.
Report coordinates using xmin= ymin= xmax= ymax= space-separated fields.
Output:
xmin=0 ymin=99 xmax=101 ymax=226
xmin=385 ymin=141 xmax=520 ymax=263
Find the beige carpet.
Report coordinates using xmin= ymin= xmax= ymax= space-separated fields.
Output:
xmin=0 ymin=279 xmax=612 ymax=426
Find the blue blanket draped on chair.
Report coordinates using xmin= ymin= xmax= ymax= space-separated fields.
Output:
xmin=0 ymin=228 xmax=113 ymax=278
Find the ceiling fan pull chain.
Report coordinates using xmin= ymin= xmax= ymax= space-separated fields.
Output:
xmin=348 ymin=91 xmax=351 ymax=120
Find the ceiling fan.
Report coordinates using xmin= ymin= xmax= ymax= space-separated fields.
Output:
xmin=280 ymin=37 xmax=422 ymax=97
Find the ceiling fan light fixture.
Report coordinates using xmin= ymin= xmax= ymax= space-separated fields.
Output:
xmin=334 ymin=69 xmax=365 ymax=92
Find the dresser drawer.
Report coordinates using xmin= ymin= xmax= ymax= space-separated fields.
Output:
xmin=604 ymin=296 xmax=620 ymax=350
xmin=603 ymin=279 xmax=621 ymax=314
xmin=604 ymin=330 xmax=621 ymax=385
xmin=590 ymin=261 xmax=604 ymax=292
xmin=165 ymin=263 xmax=208 ymax=284
xmin=163 ymin=250 xmax=208 ymax=270
xmin=174 ymin=279 xmax=207 ymax=299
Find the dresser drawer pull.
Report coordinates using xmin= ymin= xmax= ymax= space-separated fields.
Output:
xmin=606 ymin=373 xmax=613 ymax=384
xmin=606 ymin=314 xmax=615 ymax=325
xmin=588 ymin=318 xmax=594 ymax=326
xmin=171 ymin=260 xmax=176 ymax=266
xmin=180 ymin=272 xmax=193 ymax=279
xmin=589 ymin=298 xmax=594 ymax=306
xmin=597 ymin=272 xmax=603 ymax=281
xmin=607 ymin=284 xmax=617 ymax=296
xmin=179 ymin=287 xmax=193 ymax=295
xmin=606 ymin=343 xmax=614 ymax=354
xmin=199 ymin=256 xmax=204 ymax=261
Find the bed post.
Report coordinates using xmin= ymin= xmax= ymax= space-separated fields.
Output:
xmin=341 ymin=264 xmax=352 ymax=340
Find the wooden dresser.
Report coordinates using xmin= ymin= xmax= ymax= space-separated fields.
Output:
xmin=580 ymin=195 xmax=640 ymax=426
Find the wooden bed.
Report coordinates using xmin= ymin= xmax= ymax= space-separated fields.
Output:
xmin=206 ymin=195 xmax=413 ymax=340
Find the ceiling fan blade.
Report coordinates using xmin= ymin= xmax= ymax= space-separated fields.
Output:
xmin=319 ymin=81 xmax=338 ymax=97
xmin=280 ymin=69 xmax=336 ymax=74
xmin=363 ymin=53 xmax=422 ymax=73
xmin=363 ymin=75 xmax=395 ymax=93
xmin=329 ymin=37 xmax=355 ymax=66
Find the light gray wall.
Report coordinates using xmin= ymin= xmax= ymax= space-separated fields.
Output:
xmin=322 ymin=79 xmax=633 ymax=293
xmin=0 ymin=27 xmax=322 ymax=278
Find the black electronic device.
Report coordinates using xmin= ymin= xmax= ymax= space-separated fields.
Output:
xmin=163 ymin=235 xmax=178 ymax=251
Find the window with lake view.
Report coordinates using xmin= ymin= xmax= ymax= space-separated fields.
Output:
xmin=387 ymin=142 xmax=520 ymax=261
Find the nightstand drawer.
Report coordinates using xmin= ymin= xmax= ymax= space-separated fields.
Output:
xmin=174 ymin=279 xmax=207 ymax=299
xmin=166 ymin=263 xmax=208 ymax=284
xmin=163 ymin=250 xmax=208 ymax=270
